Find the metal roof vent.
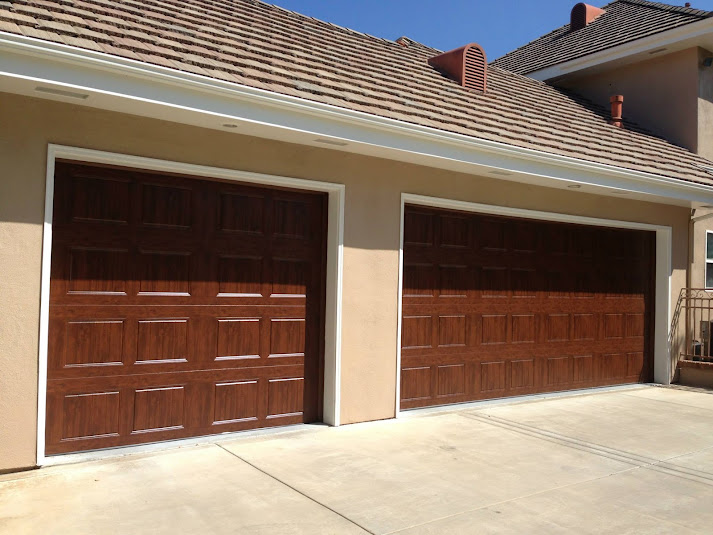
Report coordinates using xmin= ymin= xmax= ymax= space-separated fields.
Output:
xmin=428 ymin=43 xmax=487 ymax=93
xmin=570 ymin=3 xmax=606 ymax=31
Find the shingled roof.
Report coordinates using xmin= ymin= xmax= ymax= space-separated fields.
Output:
xmin=492 ymin=0 xmax=712 ymax=75
xmin=1 ymin=0 xmax=713 ymax=185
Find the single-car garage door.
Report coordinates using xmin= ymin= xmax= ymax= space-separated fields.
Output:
xmin=400 ymin=204 xmax=654 ymax=410
xmin=46 ymin=162 xmax=326 ymax=454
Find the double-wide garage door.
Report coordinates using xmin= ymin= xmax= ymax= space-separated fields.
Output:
xmin=46 ymin=162 xmax=326 ymax=454
xmin=401 ymin=205 xmax=654 ymax=410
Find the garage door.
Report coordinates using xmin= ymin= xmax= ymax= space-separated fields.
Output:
xmin=400 ymin=205 xmax=654 ymax=410
xmin=46 ymin=162 xmax=326 ymax=454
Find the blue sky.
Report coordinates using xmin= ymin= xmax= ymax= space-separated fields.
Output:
xmin=268 ymin=0 xmax=713 ymax=60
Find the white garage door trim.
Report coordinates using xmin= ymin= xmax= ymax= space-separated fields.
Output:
xmin=395 ymin=192 xmax=672 ymax=417
xmin=37 ymin=144 xmax=345 ymax=465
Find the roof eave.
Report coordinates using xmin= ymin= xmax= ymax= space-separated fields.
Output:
xmin=527 ymin=16 xmax=713 ymax=81
xmin=1 ymin=30 xmax=712 ymax=207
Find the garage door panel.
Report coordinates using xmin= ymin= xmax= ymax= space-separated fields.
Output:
xmin=47 ymin=370 xmax=308 ymax=453
xmin=401 ymin=205 xmax=654 ymax=409
xmin=47 ymin=163 xmax=326 ymax=454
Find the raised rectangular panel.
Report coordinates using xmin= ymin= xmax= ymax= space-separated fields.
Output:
xmin=273 ymin=199 xmax=308 ymax=239
xmin=511 ymin=359 xmax=534 ymax=388
xmin=547 ymin=314 xmax=570 ymax=342
xmin=269 ymin=318 xmax=305 ymax=357
xmin=141 ymin=184 xmax=192 ymax=228
xmin=439 ymin=265 xmax=467 ymax=297
xmin=482 ymin=315 xmax=507 ymax=345
xmin=603 ymin=353 xmax=628 ymax=379
xmin=571 ymin=229 xmax=594 ymax=257
xmin=217 ymin=319 xmax=260 ymax=360
xmin=573 ymin=314 xmax=596 ymax=341
xmin=604 ymin=271 xmax=625 ymax=299
xmin=62 ymin=391 xmax=120 ymax=440
xmin=133 ymin=386 xmax=185 ymax=432
xmin=214 ymin=381 xmax=259 ymax=423
xmin=548 ymin=226 xmax=568 ymax=255
xmin=401 ymin=367 xmax=432 ymax=400
xmin=511 ymin=315 xmax=535 ymax=344
xmin=137 ymin=320 xmax=188 ymax=362
xmin=481 ymin=361 xmax=506 ymax=392
xmin=626 ymin=313 xmax=645 ymax=338
xmin=271 ymin=259 xmax=308 ymax=297
xmin=547 ymin=357 xmax=571 ymax=385
xmin=402 ymin=316 xmax=432 ymax=349
xmin=65 ymin=320 xmax=124 ymax=367
xmin=71 ymin=176 xmax=129 ymax=224
xmin=267 ymin=377 xmax=304 ymax=417
xmin=604 ymin=314 xmax=625 ymax=339
xmin=219 ymin=193 xmax=264 ymax=233
xmin=512 ymin=222 xmax=537 ymax=253
xmin=218 ymin=256 xmax=262 ymax=296
xmin=439 ymin=315 xmax=466 ymax=347
xmin=139 ymin=251 xmax=190 ymax=294
xmin=403 ymin=263 xmax=434 ymax=297
xmin=69 ymin=248 xmax=128 ymax=294
xmin=627 ymin=352 xmax=645 ymax=376
xmin=404 ymin=211 xmax=434 ymax=246
xmin=573 ymin=355 xmax=594 ymax=382
xmin=573 ymin=272 xmax=595 ymax=298
xmin=437 ymin=364 xmax=466 ymax=396
xmin=546 ymin=271 xmax=570 ymax=298
xmin=479 ymin=219 xmax=506 ymax=251
xmin=511 ymin=269 xmax=537 ymax=297
xmin=605 ymin=229 xmax=628 ymax=259
xmin=439 ymin=216 xmax=469 ymax=247
xmin=481 ymin=267 xmax=508 ymax=298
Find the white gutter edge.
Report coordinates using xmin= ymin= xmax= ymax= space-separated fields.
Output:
xmin=1 ymin=30 xmax=713 ymax=201
xmin=527 ymin=17 xmax=713 ymax=81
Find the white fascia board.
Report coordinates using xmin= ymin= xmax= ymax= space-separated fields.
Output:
xmin=2 ymin=30 xmax=713 ymax=205
xmin=529 ymin=17 xmax=713 ymax=81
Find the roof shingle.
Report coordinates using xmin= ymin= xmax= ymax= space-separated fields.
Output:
xmin=492 ymin=0 xmax=712 ymax=75
xmin=1 ymin=0 xmax=712 ymax=185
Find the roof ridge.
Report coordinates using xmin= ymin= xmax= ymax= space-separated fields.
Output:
xmin=492 ymin=0 xmax=711 ymax=74
xmin=614 ymin=0 xmax=712 ymax=18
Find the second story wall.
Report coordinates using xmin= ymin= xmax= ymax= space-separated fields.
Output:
xmin=699 ymin=48 xmax=713 ymax=161
xmin=556 ymin=48 xmax=701 ymax=156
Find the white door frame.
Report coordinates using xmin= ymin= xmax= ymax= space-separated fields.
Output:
xmin=395 ymin=193 xmax=673 ymax=416
xmin=37 ymin=144 xmax=345 ymax=465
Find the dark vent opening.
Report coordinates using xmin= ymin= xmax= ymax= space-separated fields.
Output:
xmin=464 ymin=46 xmax=486 ymax=92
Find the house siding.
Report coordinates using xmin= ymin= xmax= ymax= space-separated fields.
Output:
xmin=0 ymin=92 xmax=692 ymax=472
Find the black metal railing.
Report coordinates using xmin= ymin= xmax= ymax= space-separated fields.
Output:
xmin=676 ymin=289 xmax=713 ymax=362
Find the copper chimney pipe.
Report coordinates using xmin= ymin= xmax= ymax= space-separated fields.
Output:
xmin=610 ymin=95 xmax=624 ymax=128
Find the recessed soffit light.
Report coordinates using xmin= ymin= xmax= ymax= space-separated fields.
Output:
xmin=488 ymin=169 xmax=513 ymax=176
xmin=222 ymin=123 xmax=239 ymax=128
xmin=648 ymin=47 xmax=668 ymax=55
xmin=567 ymin=184 xmax=581 ymax=189
xmin=35 ymin=86 xmax=89 ymax=99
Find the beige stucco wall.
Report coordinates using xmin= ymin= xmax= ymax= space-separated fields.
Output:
xmin=0 ymin=92 xmax=692 ymax=472
xmin=558 ymin=48 xmax=701 ymax=154
xmin=699 ymin=48 xmax=713 ymax=161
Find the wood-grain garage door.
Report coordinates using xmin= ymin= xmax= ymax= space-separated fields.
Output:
xmin=400 ymin=205 xmax=654 ymax=410
xmin=46 ymin=162 xmax=326 ymax=454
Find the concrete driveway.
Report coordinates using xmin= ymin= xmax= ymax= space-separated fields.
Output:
xmin=3 ymin=385 xmax=713 ymax=534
